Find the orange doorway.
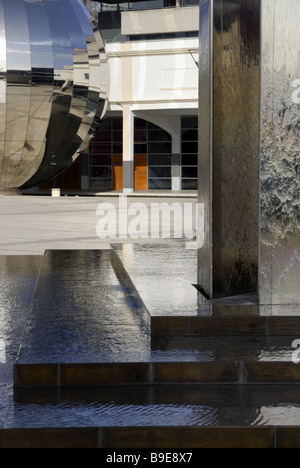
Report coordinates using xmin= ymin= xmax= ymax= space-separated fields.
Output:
xmin=113 ymin=155 xmax=123 ymax=190
xmin=134 ymin=154 xmax=147 ymax=190
xmin=113 ymin=154 xmax=148 ymax=190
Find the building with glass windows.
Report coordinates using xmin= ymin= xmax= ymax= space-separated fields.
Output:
xmin=40 ymin=0 xmax=199 ymax=193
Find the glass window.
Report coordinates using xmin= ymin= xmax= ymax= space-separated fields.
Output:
xmin=112 ymin=130 xmax=122 ymax=142
xmin=113 ymin=143 xmax=123 ymax=154
xmin=148 ymin=142 xmax=172 ymax=153
xmin=148 ymin=179 xmax=172 ymax=190
xmin=182 ymin=129 xmax=198 ymax=141
xmin=148 ymin=167 xmax=171 ymax=178
xmin=112 ymin=118 xmax=122 ymax=130
xmin=134 ymin=143 xmax=147 ymax=153
xmin=181 ymin=154 xmax=198 ymax=165
xmin=148 ymin=129 xmax=171 ymax=142
xmin=182 ymin=141 xmax=198 ymax=153
xmin=135 ymin=118 xmax=147 ymax=129
xmin=92 ymin=130 xmax=111 ymax=143
xmin=90 ymin=166 xmax=112 ymax=178
xmin=182 ymin=116 xmax=198 ymax=129
xmin=182 ymin=179 xmax=198 ymax=190
xmin=90 ymin=155 xmax=111 ymax=166
xmin=182 ymin=167 xmax=198 ymax=178
xmin=148 ymin=154 xmax=172 ymax=166
xmin=134 ymin=129 xmax=147 ymax=142
xmin=91 ymin=143 xmax=111 ymax=154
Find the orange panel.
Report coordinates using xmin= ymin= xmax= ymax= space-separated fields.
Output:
xmin=134 ymin=154 xmax=147 ymax=190
xmin=113 ymin=155 xmax=123 ymax=190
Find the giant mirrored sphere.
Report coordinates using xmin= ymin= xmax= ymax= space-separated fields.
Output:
xmin=0 ymin=0 xmax=108 ymax=190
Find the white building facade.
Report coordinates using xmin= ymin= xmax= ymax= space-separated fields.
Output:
xmin=80 ymin=2 xmax=199 ymax=193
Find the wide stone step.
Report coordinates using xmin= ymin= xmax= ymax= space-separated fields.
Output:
xmin=0 ymin=426 xmax=283 ymax=448
xmin=152 ymin=316 xmax=300 ymax=336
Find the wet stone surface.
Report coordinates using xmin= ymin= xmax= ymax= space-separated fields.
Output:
xmin=7 ymin=384 xmax=300 ymax=428
xmin=0 ymin=256 xmax=42 ymax=428
xmin=16 ymin=250 xmax=151 ymax=364
xmin=112 ymin=243 xmax=200 ymax=317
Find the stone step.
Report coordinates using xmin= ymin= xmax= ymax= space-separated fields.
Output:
xmin=13 ymin=360 xmax=300 ymax=387
xmin=0 ymin=426 xmax=282 ymax=448
xmin=152 ymin=316 xmax=300 ymax=336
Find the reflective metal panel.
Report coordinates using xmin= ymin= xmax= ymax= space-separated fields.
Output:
xmin=198 ymin=0 xmax=260 ymax=299
xmin=198 ymin=0 xmax=213 ymax=299
xmin=0 ymin=0 xmax=108 ymax=190
xmin=198 ymin=0 xmax=300 ymax=309
xmin=260 ymin=0 xmax=300 ymax=307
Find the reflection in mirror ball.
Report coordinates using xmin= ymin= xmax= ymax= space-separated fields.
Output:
xmin=0 ymin=0 xmax=108 ymax=190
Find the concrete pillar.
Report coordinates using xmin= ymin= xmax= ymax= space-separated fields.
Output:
xmin=198 ymin=0 xmax=300 ymax=311
xmin=122 ymin=104 xmax=134 ymax=194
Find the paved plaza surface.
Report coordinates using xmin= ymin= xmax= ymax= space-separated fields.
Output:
xmin=0 ymin=194 xmax=197 ymax=255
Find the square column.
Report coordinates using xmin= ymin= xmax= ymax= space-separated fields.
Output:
xmin=198 ymin=0 xmax=300 ymax=309
xmin=122 ymin=104 xmax=134 ymax=194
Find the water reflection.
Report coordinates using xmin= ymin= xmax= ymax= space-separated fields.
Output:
xmin=17 ymin=251 xmax=151 ymax=364
xmin=9 ymin=385 xmax=300 ymax=428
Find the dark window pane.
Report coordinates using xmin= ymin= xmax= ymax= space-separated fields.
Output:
xmin=148 ymin=154 xmax=172 ymax=165
xmin=181 ymin=116 xmax=198 ymax=129
xmin=135 ymin=118 xmax=147 ymax=129
xmin=89 ymin=178 xmax=112 ymax=190
xmin=91 ymin=143 xmax=111 ymax=154
xmin=112 ymin=118 xmax=122 ymax=130
xmin=148 ymin=178 xmax=172 ymax=190
xmin=113 ymin=130 xmax=122 ymax=142
xmin=113 ymin=143 xmax=123 ymax=154
xmin=182 ymin=179 xmax=198 ymax=190
xmin=90 ymin=155 xmax=111 ymax=165
xmin=93 ymin=131 xmax=111 ymax=143
xmin=134 ymin=129 xmax=147 ymax=142
xmin=90 ymin=166 xmax=112 ymax=178
xmin=181 ymin=129 xmax=198 ymax=141
xmin=148 ymin=121 xmax=161 ymax=130
xmin=182 ymin=154 xmax=198 ymax=165
xmin=148 ymin=166 xmax=171 ymax=178
xmin=182 ymin=167 xmax=198 ymax=178
xmin=148 ymin=142 xmax=172 ymax=153
xmin=182 ymin=141 xmax=198 ymax=153
xmin=148 ymin=129 xmax=171 ymax=142
xmin=134 ymin=143 xmax=147 ymax=153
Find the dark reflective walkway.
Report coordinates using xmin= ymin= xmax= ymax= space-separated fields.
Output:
xmin=17 ymin=251 xmax=151 ymax=364
xmin=2 ymin=250 xmax=300 ymax=434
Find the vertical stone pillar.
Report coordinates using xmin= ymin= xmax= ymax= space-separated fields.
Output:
xmin=198 ymin=0 xmax=300 ymax=310
xmin=122 ymin=104 xmax=134 ymax=194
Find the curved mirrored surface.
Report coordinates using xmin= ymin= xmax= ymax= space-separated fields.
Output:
xmin=0 ymin=0 xmax=108 ymax=190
